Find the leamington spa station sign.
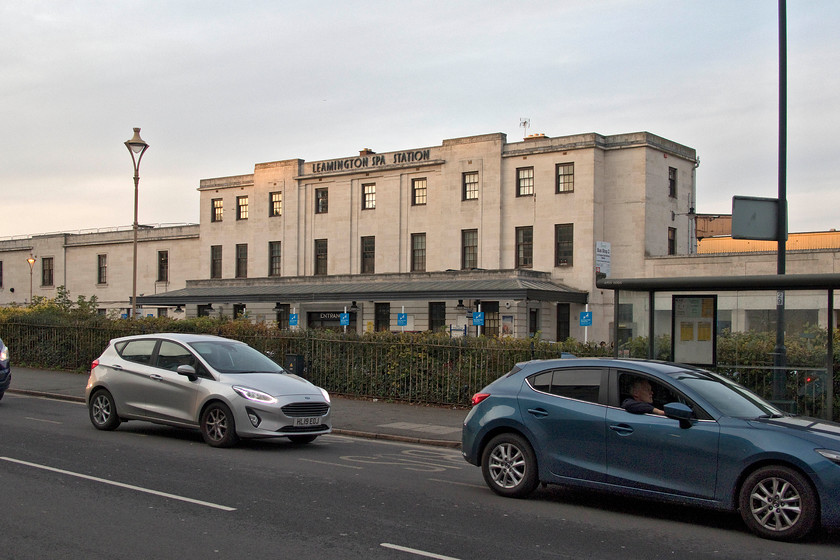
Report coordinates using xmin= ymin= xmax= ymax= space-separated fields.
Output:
xmin=311 ymin=149 xmax=431 ymax=173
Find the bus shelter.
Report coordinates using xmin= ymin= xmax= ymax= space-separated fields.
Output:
xmin=597 ymin=273 xmax=839 ymax=421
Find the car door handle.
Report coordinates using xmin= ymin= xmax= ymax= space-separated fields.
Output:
xmin=112 ymin=364 xmax=123 ymax=370
xmin=609 ymin=424 xmax=634 ymax=436
xmin=149 ymin=374 xmax=163 ymax=382
xmin=527 ymin=408 xmax=549 ymax=418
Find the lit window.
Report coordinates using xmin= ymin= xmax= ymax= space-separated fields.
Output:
xmin=463 ymin=171 xmax=478 ymax=200
xmin=237 ymin=196 xmax=249 ymax=220
xmin=362 ymin=184 xmax=376 ymax=210
xmin=412 ymin=178 xmax=427 ymax=206
xmin=211 ymin=198 xmax=223 ymax=222
xmin=517 ymin=167 xmax=534 ymax=196
xmin=270 ymin=192 xmax=282 ymax=217
xmin=556 ymin=163 xmax=574 ymax=193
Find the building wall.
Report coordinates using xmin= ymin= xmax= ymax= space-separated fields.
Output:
xmin=0 ymin=225 xmax=199 ymax=315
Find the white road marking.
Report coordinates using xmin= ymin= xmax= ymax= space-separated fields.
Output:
xmin=25 ymin=417 xmax=62 ymax=424
xmin=0 ymin=456 xmax=236 ymax=511
xmin=298 ymin=458 xmax=363 ymax=470
xmin=427 ymin=478 xmax=485 ymax=490
xmin=380 ymin=543 xmax=461 ymax=559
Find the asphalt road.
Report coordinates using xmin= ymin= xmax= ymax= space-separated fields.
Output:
xmin=2 ymin=393 xmax=840 ymax=560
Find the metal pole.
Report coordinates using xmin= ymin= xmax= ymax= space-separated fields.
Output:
xmin=132 ymin=172 xmax=139 ymax=318
xmin=827 ymin=289 xmax=834 ymax=421
xmin=772 ymin=0 xmax=788 ymax=401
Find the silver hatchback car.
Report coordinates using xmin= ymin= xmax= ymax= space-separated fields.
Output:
xmin=86 ymin=333 xmax=332 ymax=447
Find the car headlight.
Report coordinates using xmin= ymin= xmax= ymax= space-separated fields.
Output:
xmin=0 ymin=347 xmax=7 ymax=361
xmin=320 ymin=388 xmax=331 ymax=403
xmin=816 ymin=449 xmax=840 ymax=465
xmin=232 ymin=386 xmax=278 ymax=404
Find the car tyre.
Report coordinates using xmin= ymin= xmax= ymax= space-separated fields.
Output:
xmin=200 ymin=402 xmax=239 ymax=448
xmin=0 ymin=390 xmax=5 ymax=401
xmin=89 ymin=389 xmax=121 ymax=431
xmin=288 ymin=435 xmax=318 ymax=444
xmin=738 ymin=465 xmax=818 ymax=541
xmin=481 ymin=433 xmax=539 ymax=498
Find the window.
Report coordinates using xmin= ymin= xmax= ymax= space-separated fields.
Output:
xmin=315 ymin=188 xmax=328 ymax=214
xmin=362 ymin=184 xmax=376 ymax=210
xmin=97 ymin=254 xmax=107 ymax=284
xmin=528 ymin=368 xmax=603 ymax=404
xmin=314 ymin=239 xmax=328 ymax=275
xmin=235 ymin=244 xmax=248 ymax=278
xmin=155 ymin=341 xmax=199 ymax=373
xmin=481 ymin=301 xmax=500 ymax=337
xmin=462 ymin=229 xmax=478 ymax=269
xmin=555 ymin=223 xmax=574 ymax=266
xmin=429 ymin=302 xmax=446 ymax=331
xmin=557 ymin=303 xmax=570 ymax=341
xmin=361 ymin=236 xmax=375 ymax=274
xmin=668 ymin=227 xmax=677 ymax=255
xmin=157 ymin=250 xmax=169 ymax=282
xmin=269 ymin=191 xmax=282 ymax=217
xmin=529 ymin=309 xmax=539 ymax=338
xmin=463 ymin=171 xmax=478 ymax=200
xmin=411 ymin=233 xmax=426 ymax=272
xmin=233 ymin=304 xmax=246 ymax=319
xmin=375 ymin=302 xmax=390 ymax=332
xmin=556 ymin=163 xmax=574 ymax=193
xmin=269 ymin=241 xmax=282 ymax=277
xmin=412 ymin=178 xmax=427 ymax=206
xmin=237 ymin=196 xmax=249 ymax=220
xmin=668 ymin=166 xmax=677 ymax=198
xmin=210 ymin=245 xmax=222 ymax=279
xmin=516 ymin=167 xmax=534 ymax=197
xmin=211 ymin=198 xmax=223 ymax=222
xmin=516 ymin=226 xmax=533 ymax=268
xmin=275 ymin=303 xmax=290 ymax=329
xmin=116 ymin=339 xmax=156 ymax=365
xmin=42 ymin=257 xmax=54 ymax=287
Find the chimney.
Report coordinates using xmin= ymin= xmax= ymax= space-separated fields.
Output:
xmin=359 ymin=148 xmax=376 ymax=156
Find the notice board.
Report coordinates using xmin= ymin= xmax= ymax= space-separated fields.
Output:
xmin=671 ymin=295 xmax=717 ymax=366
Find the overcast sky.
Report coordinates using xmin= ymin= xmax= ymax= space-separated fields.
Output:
xmin=1 ymin=0 xmax=837 ymax=238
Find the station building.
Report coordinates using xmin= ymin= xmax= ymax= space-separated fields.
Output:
xmin=2 ymin=129 xmax=835 ymax=342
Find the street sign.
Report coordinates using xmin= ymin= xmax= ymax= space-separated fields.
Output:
xmin=289 ymin=313 xmax=298 ymax=326
xmin=580 ymin=311 xmax=593 ymax=326
xmin=340 ymin=313 xmax=350 ymax=326
xmin=397 ymin=313 xmax=407 ymax=326
xmin=472 ymin=312 xmax=485 ymax=326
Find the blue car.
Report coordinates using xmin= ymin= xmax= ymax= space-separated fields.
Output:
xmin=0 ymin=337 xmax=10 ymax=400
xmin=461 ymin=358 xmax=840 ymax=541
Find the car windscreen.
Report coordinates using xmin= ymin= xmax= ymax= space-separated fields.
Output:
xmin=668 ymin=370 xmax=783 ymax=419
xmin=188 ymin=341 xmax=285 ymax=374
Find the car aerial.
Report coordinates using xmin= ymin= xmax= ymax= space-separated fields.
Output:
xmin=86 ymin=333 xmax=331 ymax=447
xmin=461 ymin=357 xmax=840 ymax=541
xmin=0 ymin=337 xmax=9 ymax=401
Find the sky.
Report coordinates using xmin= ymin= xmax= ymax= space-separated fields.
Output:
xmin=1 ymin=0 xmax=837 ymax=238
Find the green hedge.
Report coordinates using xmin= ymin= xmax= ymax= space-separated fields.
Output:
xmin=0 ymin=302 xmax=836 ymax=418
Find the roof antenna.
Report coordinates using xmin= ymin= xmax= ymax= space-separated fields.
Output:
xmin=519 ymin=118 xmax=530 ymax=139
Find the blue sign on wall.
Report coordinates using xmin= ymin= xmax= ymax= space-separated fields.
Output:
xmin=340 ymin=313 xmax=350 ymax=326
xmin=289 ymin=313 xmax=298 ymax=326
xmin=580 ymin=311 xmax=593 ymax=327
xmin=397 ymin=313 xmax=407 ymax=326
xmin=472 ymin=312 xmax=485 ymax=326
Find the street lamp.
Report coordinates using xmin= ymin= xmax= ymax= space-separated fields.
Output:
xmin=125 ymin=128 xmax=149 ymax=318
xmin=27 ymin=255 xmax=36 ymax=305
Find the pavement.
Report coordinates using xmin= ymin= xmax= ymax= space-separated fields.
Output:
xmin=5 ymin=367 xmax=467 ymax=448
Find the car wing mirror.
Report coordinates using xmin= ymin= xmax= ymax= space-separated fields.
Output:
xmin=664 ymin=402 xmax=694 ymax=429
xmin=176 ymin=364 xmax=198 ymax=381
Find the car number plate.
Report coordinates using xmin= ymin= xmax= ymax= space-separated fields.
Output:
xmin=293 ymin=416 xmax=321 ymax=427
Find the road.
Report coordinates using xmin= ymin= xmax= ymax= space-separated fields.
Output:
xmin=2 ymin=393 xmax=839 ymax=560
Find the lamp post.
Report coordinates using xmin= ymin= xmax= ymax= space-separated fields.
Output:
xmin=27 ymin=255 xmax=36 ymax=305
xmin=125 ymin=128 xmax=149 ymax=318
